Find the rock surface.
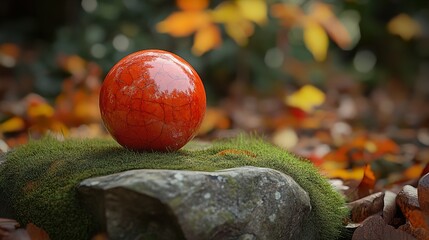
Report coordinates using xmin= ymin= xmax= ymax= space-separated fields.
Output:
xmin=397 ymin=185 xmax=429 ymax=230
xmin=78 ymin=166 xmax=311 ymax=240
xmin=418 ymin=173 xmax=429 ymax=215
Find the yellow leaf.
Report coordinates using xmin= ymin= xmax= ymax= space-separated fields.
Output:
xmin=323 ymin=166 xmax=365 ymax=180
xmin=156 ymin=11 xmax=211 ymax=37
xmin=176 ymin=0 xmax=209 ymax=11
xmin=211 ymin=1 xmax=241 ymax=24
xmin=225 ymin=20 xmax=254 ymax=46
xmin=65 ymin=55 xmax=86 ymax=76
xmin=0 ymin=117 xmax=25 ymax=133
xmin=304 ymin=20 xmax=329 ymax=62
xmin=192 ymin=24 xmax=222 ymax=55
xmin=387 ymin=13 xmax=422 ymax=41
xmin=27 ymin=103 xmax=55 ymax=119
xmin=285 ymin=84 xmax=326 ymax=113
xmin=210 ymin=1 xmax=249 ymax=45
xmin=236 ymin=0 xmax=267 ymax=25
xmin=310 ymin=2 xmax=351 ymax=49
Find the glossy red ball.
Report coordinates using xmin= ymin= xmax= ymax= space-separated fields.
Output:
xmin=99 ymin=49 xmax=206 ymax=151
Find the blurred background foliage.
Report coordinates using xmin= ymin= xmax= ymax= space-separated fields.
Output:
xmin=0 ymin=0 xmax=428 ymax=147
xmin=1 ymin=0 xmax=428 ymax=101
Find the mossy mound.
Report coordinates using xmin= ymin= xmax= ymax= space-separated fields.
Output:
xmin=0 ymin=136 xmax=347 ymax=239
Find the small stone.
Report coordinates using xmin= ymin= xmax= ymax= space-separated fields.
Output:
xmin=383 ymin=191 xmax=398 ymax=225
xmin=397 ymin=185 xmax=429 ymax=230
xmin=418 ymin=173 xmax=429 ymax=215
xmin=78 ymin=166 xmax=312 ymax=240
xmin=399 ymin=221 xmax=429 ymax=240
xmin=352 ymin=215 xmax=415 ymax=240
xmin=347 ymin=192 xmax=384 ymax=223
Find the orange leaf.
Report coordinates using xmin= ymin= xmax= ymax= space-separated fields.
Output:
xmin=217 ymin=149 xmax=256 ymax=158
xmin=357 ymin=164 xmax=376 ymax=198
xmin=26 ymin=223 xmax=50 ymax=240
xmin=309 ymin=2 xmax=351 ymax=49
xmin=373 ymin=137 xmax=400 ymax=155
xmin=156 ymin=11 xmax=211 ymax=37
xmin=403 ymin=164 xmax=424 ymax=180
xmin=65 ymin=55 xmax=86 ymax=76
xmin=192 ymin=24 xmax=222 ymax=55
xmin=270 ymin=3 xmax=304 ymax=27
xmin=176 ymin=0 xmax=208 ymax=11
xmin=198 ymin=107 xmax=230 ymax=135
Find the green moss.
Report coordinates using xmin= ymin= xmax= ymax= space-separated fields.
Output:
xmin=0 ymin=136 xmax=347 ymax=239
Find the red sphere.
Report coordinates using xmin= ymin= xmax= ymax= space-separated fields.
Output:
xmin=99 ymin=49 xmax=206 ymax=151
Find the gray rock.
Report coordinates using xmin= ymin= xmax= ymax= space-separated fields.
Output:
xmin=78 ymin=166 xmax=311 ymax=240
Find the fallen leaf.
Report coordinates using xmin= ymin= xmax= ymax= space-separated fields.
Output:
xmin=91 ymin=233 xmax=108 ymax=240
xmin=357 ymin=164 xmax=376 ymax=198
xmin=0 ymin=117 xmax=26 ymax=133
xmin=27 ymin=103 xmax=54 ymax=120
xmin=352 ymin=215 xmax=416 ymax=240
xmin=64 ymin=55 xmax=86 ymax=76
xmin=272 ymin=128 xmax=298 ymax=150
xmin=26 ymin=223 xmax=50 ymax=240
xmin=404 ymin=164 xmax=425 ymax=182
xmin=420 ymin=163 xmax=429 ymax=178
xmin=197 ymin=108 xmax=230 ymax=135
xmin=323 ymin=166 xmax=364 ymax=181
xmin=285 ymin=85 xmax=326 ymax=113
xmin=217 ymin=149 xmax=256 ymax=158
xmin=0 ymin=43 xmax=20 ymax=59
xmin=387 ymin=13 xmax=422 ymax=41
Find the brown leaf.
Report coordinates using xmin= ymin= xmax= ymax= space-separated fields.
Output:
xmin=348 ymin=192 xmax=385 ymax=223
xmin=357 ymin=164 xmax=376 ymax=198
xmin=91 ymin=233 xmax=108 ymax=240
xmin=217 ymin=149 xmax=256 ymax=158
xmin=26 ymin=223 xmax=50 ymax=240
xmin=352 ymin=215 xmax=416 ymax=240
xmin=397 ymin=185 xmax=429 ymax=230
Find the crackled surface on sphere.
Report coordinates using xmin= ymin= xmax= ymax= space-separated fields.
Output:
xmin=99 ymin=50 xmax=206 ymax=151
